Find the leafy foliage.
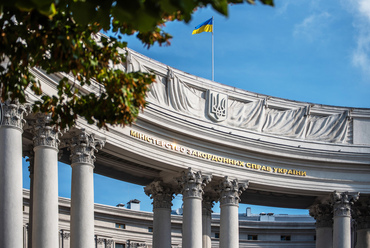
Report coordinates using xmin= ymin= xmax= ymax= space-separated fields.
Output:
xmin=0 ymin=0 xmax=273 ymax=129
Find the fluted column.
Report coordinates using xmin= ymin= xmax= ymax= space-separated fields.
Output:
xmin=145 ymin=181 xmax=174 ymax=248
xmin=202 ymin=195 xmax=215 ymax=248
xmin=0 ymin=100 xmax=26 ymax=248
xmin=218 ymin=177 xmax=248 ymax=248
xmin=353 ymin=196 xmax=370 ymax=248
xmin=309 ymin=203 xmax=333 ymax=248
xmin=32 ymin=114 xmax=61 ymax=248
xmin=332 ymin=191 xmax=359 ymax=248
xmin=68 ymin=130 xmax=104 ymax=248
xmin=177 ymin=168 xmax=212 ymax=248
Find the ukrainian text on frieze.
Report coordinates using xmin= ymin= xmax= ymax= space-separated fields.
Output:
xmin=130 ymin=130 xmax=307 ymax=177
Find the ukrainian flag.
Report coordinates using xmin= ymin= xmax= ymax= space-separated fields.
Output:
xmin=192 ymin=18 xmax=213 ymax=35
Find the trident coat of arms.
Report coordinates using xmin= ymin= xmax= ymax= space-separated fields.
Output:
xmin=207 ymin=90 xmax=228 ymax=122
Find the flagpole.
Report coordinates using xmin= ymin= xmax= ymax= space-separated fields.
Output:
xmin=212 ymin=16 xmax=214 ymax=81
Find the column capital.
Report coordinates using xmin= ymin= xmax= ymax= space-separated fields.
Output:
xmin=68 ymin=129 xmax=105 ymax=166
xmin=24 ymin=147 xmax=35 ymax=176
xmin=332 ymin=191 xmax=359 ymax=217
xmin=202 ymin=194 xmax=216 ymax=216
xmin=0 ymin=99 xmax=27 ymax=130
xmin=177 ymin=168 xmax=212 ymax=200
xmin=218 ymin=176 xmax=248 ymax=207
xmin=353 ymin=196 xmax=370 ymax=230
xmin=61 ymin=231 xmax=70 ymax=240
xmin=144 ymin=181 xmax=174 ymax=209
xmin=32 ymin=114 xmax=61 ymax=149
xmin=309 ymin=203 xmax=333 ymax=228
xmin=106 ymin=239 xmax=114 ymax=248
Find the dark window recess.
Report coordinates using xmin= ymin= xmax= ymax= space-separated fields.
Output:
xmin=115 ymin=223 xmax=125 ymax=229
xmin=215 ymin=233 xmax=220 ymax=239
xmin=115 ymin=244 xmax=125 ymax=248
xmin=281 ymin=235 xmax=291 ymax=241
xmin=148 ymin=227 xmax=153 ymax=232
xmin=248 ymin=235 xmax=258 ymax=240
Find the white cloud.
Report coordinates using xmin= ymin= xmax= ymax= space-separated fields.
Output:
xmin=346 ymin=0 xmax=370 ymax=79
xmin=293 ymin=12 xmax=332 ymax=42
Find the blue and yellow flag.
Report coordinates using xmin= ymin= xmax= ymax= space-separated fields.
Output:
xmin=192 ymin=18 xmax=213 ymax=35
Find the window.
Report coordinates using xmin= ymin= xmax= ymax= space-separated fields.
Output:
xmin=215 ymin=233 xmax=220 ymax=239
xmin=148 ymin=227 xmax=153 ymax=233
xmin=248 ymin=235 xmax=258 ymax=240
xmin=115 ymin=244 xmax=125 ymax=248
xmin=281 ymin=235 xmax=291 ymax=241
xmin=115 ymin=223 xmax=125 ymax=229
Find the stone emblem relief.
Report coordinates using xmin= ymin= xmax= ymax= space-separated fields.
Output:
xmin=207 ymin=90 xmax=228 ymax=122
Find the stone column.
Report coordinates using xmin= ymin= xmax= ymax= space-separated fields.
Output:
xmin=145 ymin=181 xmax=174 ymax=248
xmin=332 ymin=191 xmax=359 ymax=248
xmin=309 ymin=203 xmax=333 ymax=248
xmin=202 ymin=195 xmax=215 ymax=248
xmin=218 ymin=176 xmax=248 ymax=248
xmin=353 ymin=196 xmax=370 ymax=248
xmin=0 ymin=100 xmax=26 ymax=248
xmin=68 ymin=130 xmax=104 ymax=248
xmin=24 ymin=148 xmax=35 ymax=248
xmin=60 ymin=230 xmax=71 ymax=248
xmin=32 ymin=114 xmax=61 ymax=248
xmin=177 ymin=168 xmax=212 ymax=248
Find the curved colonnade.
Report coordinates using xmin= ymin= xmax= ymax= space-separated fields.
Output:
xmin=0 ymin=48 xmax=370 ymax=248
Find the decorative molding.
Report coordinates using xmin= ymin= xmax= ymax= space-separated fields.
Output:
xmin=309 ymin=203 xmax=333 ymax=228
xmin=68 ymin=129 xmax=105 ymax=165
xmin=144 ymin=181 xmax=174 ymax=209
xmin=177 ymin=167 xmax=212 ymax=200
xmin=0 ymin=99 xmax=27 ymax=130
xmin=218 ymin=176 xmax=248 ymax=206
xmin=332 ymin=191 xmax=359 ymax=217
xmin=32 ymin=114 xmax=61 ymax=149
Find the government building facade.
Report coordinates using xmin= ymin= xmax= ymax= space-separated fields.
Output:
xmin=1 ymin=47 xmax=370 ymax=248
xmin=21 ymin=189 xmax=316 ymax=248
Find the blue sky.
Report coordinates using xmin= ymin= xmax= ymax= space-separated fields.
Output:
xmin=23 ymin=0 xmax=370 ymax=216
xmin=123 ymin=0 xmax=370 ymax=108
